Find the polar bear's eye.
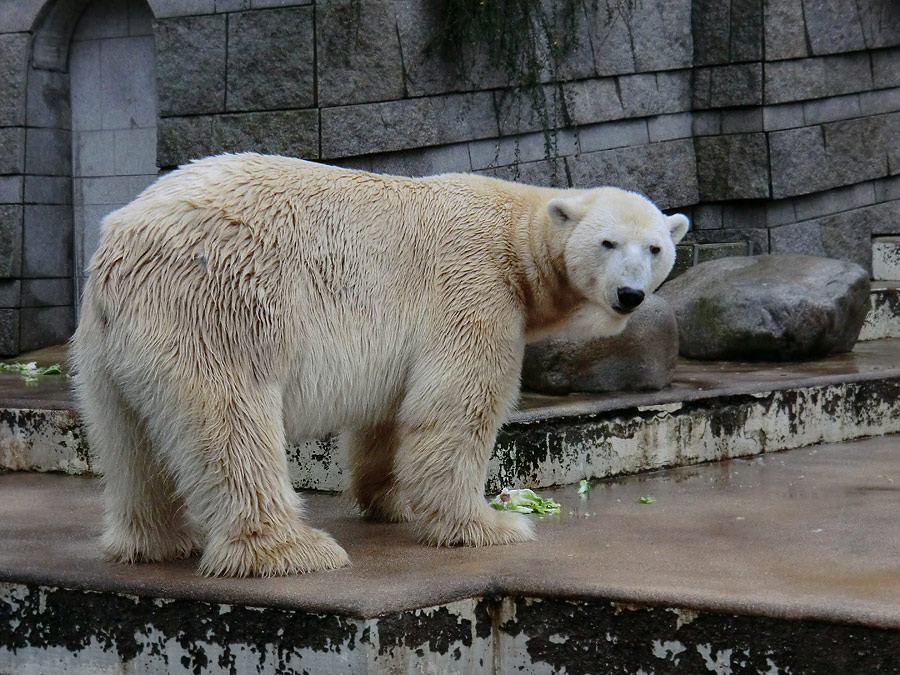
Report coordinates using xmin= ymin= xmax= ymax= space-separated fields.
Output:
xmin=650 ymin=245 xmax=661 ymax=255
xmin=601 ymin=240 xmax=617 ymax=250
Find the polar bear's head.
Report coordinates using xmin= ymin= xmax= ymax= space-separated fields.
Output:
xmin=548 ymin=187 xmax=689 ymax=336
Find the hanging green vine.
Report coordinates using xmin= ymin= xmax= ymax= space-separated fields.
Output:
xmin=430 ymin=0 xmax=588 ymax=174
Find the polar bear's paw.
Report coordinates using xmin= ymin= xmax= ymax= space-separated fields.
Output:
xmin=102 ymin=520 xmax=198 ymax=564
xmin=199 ymin=524 xmax=350 ymax=577
xmin=419 ymin=508 xmax=537 ymax=548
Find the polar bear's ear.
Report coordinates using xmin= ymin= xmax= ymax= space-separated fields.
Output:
xmin=667 ymin=213 xmax=689 ymax=244
xmin=547 ymin=197 xmax=587 ymax=228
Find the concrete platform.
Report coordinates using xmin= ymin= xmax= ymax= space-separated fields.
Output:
xmin=2 ymin=435 xmax=900 ymax=673
xmin=2 ymin=340 xmax=899 ymax=492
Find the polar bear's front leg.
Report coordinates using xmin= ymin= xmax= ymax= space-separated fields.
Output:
xmin=392 ymin=326 xmax=535 ymax=548
xmin=162 ymin=380 xmax=350 ymax=577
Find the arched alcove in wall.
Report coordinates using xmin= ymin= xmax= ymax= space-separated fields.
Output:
xmin=69 ymin=0 xmax=158 ymax=302
xmin=20 ymin=0 xmax=158 ymax=353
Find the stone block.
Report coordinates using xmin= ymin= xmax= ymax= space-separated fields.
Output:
xmin=0 ymin=280 xmax=21 ymax=308
xmin=0 ymin=309 xmax=19 ymax=356
xmin=562 ymin=78 xmax=623 ymax=127
xmin=25 ymin=127 xmax=71 ymax=177
xmin=0 ymin=0 xmax=44 ymax=32
xmin=20 ymin=306 xmax=76 ymax=352
xmin=764 ymin=0 xmax=808 ymax=60
xmin=690 ymin=228 xmax=768 ymax=256
xmin=802 ymin=95 xmax=861 ymax=125
xmin=251 ymin=0 xmax=314 ymax=7
xmin=576 ymin=119 xmax=648 ymax=153
xmin=769 ymin=117 xmax=889 ymax=198
xmin=0 ymin=205 xmax=23 ymax=278
xmin=469 ymin=130 xmax=576 ymax=171
xmin=0 ymin=176 xmax=23 ymax=204
xmin=793 ymin=183 xmax=876 ymax=222
xmin=21 ymin=278 xmax=73 ymax=307
xmin=693 ymin=63 xmax=762 ymax=109
xmin=865 ymin=198 xmax=900 ymax=236
xmin=729 ymin=0 xmax=763 ymax=61
xmin=766 ymin=199 xmax=796 ymax=227
xmin=146 ymin=0 xmax=216 ymax=19
xmin=158 ymin=110 xmax=319 ymax=167
xmin=872 ymin=49 xmax=900 ymax=89
xmin=567 ymin=139 xmax=699 ymax=210
xmin=691 ymin=0 xmax=730 ymax=66
xmin=659 ymin=255 xmax=871 ymax=360
xmin=227 ymin=7 xmax=315 ymax=111
xmin=583 ymin=2 xmax=636 ymax=75
xmin=72 ymin=0 xmax=129 ymax=39
xmin=99 ymin=36 xmax=157 ymax=129
xmin=23 ymin=205 xmax=73 ymax=278
xmin=695 ymin=133 xmax=770 ymax=201
xmin=215 ymin=0 xmax=250 ymax=11
xmin=496 ymin=85 xmax=568 ymax=137
xmin=857 ymin=0 xmax=900 ymax=49
xmin=128 ymin=0 xmax=154 ymax=35
xmin=886 ymin=113 xmax=900 ymax=174
xmin=79 ymin=175 xmax=156 ymax=206
xmin=770 ymin=207 xmax=874 ymax=272
xmin=316 ymin=3 xmax=402 ymax=107
xmin=764 ymin=53 xmax=872 ymax=105
xmin=157 ymin=116 xmax=214 ymax=168
xmin=522 ymin=294 xmax=678 ymax=395
xmin=113 ymin=128 xmax=158 ymax=175
xmin=874 ymin=175 xmax=900 ymax=203
xmin=691 ymin=204 xmax=722 ymax=230
xmin=477 ymin=157 xmax=568 ymax=188
xmin=0 ymin=33 xmax=28 ymax=127
xmin=23 ymin=176 xmax=70 ymax=205
xmin=803 ymin=0 xmax=866 ymax=55
xmin=321 ymin=93 xmax=498 ymax=159
xmin=343 ymin=143 xmax=471 ymax=177
xmin=24 ymin=68 xmax=70 ymax=130
xmin=763 ymin=103 xmax=804 ymax=131
xmin=859 ymin=88 xmax=900 ymax=116
xmin=619 ymin=71 xmax=691 ymax=118
xmin=72 ymin=129 xmax=116 ymax=177
xmin=212 ymin=110 xmax=319 ymax=159
xmin=720 ymin=202 xmax=768 ymax=230
xmin=648 ymin=113 xmax=693 ymax=142
xmin=630 ymin=0 xmax=692 ymax=72
xmin=720 ymin=108 xmax=763 ymax=134
xmin=69 ymin=40 xmax=102 ymax=132
xmin=691 ymin=111 xmax=721 ymax=136
xmin=155 ymin=15 xmax=226 ymax=115
xmin=0 ymin=127 xmax=25 ymax=174
xmin=394 ymin=0 xmax=507 ymax=98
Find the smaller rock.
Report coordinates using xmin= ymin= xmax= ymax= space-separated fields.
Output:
xmin=657 ymin=254 xmax=871 ymax=361
xmin=522 ymin=294 xmax=678 ymax=395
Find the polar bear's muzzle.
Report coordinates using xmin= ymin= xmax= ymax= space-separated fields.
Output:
xmin=613 ymin=286 xmax=645 ymax=314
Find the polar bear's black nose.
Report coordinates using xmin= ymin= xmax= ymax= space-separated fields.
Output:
xmin=616 ymin=287 xmax=645 ymax=312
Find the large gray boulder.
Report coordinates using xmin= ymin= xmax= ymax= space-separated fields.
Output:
xmin=522 ymin=294 xmax=678 ymax=394
xmin=658 ymin=255 xmax=871 ymax=361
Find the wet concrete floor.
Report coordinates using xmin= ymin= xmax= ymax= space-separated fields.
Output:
xmin=2 ymin=435 xmax=898 ymax=627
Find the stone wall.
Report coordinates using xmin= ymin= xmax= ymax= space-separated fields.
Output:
xmin=0 ymin=0 xmax=898 ymax=353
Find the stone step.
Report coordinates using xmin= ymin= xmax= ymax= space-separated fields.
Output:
xmin=860 ymin=282 xmax=900 ymax=340
xmin=1 ymin=340 xmax=899 ymax=494
xmin=2 ymin=435 xmax=899 ymax=674
xmin=873 ymin=236 xmax=900 ymax=281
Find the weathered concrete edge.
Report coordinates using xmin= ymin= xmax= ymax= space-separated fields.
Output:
xmin=1 ymin=583 xmax=898 ymax=675
xmin=2 ymin=377 xmax=899 ymax=495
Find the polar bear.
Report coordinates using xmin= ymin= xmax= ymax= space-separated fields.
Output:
xmin=71 ymin=153 xmax=688 ymax=577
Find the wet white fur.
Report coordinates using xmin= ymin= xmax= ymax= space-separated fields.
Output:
xmin=70 ymin=153 xmax=688 ymax=577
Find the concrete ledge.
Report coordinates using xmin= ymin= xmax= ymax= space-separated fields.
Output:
xmin=1 ymin=341 xmax=899 ymax=492
xmin=2 ymin=435 xmax=899 ymax=673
